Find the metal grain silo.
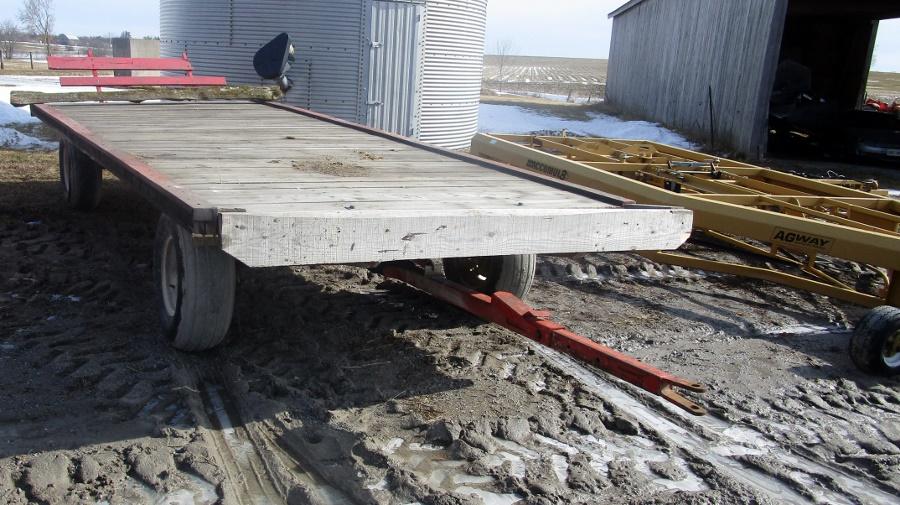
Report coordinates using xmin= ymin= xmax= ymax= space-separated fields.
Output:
xmin=160 ymin=0 xmax=487 ymax=150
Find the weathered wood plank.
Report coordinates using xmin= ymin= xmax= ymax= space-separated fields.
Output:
xmin=221 ymin=208 xmax=693 ymax=267
xmin=43 ymin=101 xmax=693 ymax=267
xmin=194 ymin=187 xmax=595 ymax=207
xmin=11 ymin=86 xmax=283 ymax=106
xmin=176 ymin=179 xmax=526 ymax=190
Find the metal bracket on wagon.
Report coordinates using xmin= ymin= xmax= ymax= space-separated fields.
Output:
xmin=380 ymin=264 xmax=708 ymax=416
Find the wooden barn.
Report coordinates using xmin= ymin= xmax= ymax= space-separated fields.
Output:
xmin=605 ymin=0 xmax=900 ymax=158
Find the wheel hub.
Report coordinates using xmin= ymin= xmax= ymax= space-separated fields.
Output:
xmin=161 ymin=236 xmax=179 ymax=317
xmin=444 ymin=257 xmax=501 ymax=293
xmin=883 ymin=329 xmax=900 ymax=368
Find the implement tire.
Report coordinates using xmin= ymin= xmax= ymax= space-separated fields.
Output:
xmin=849 ymin=305 xmax=900 ymax=376
xmin=59 ymin=140 xmax=102 ymax=210
xmin=443 ymin=254 xmax=536 ymax=299
xmin=154 ymin=214 xmax=236 ymax=351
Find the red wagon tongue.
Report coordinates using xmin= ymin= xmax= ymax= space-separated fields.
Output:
xmin=380 ymin=263 xmax=708 ymax=416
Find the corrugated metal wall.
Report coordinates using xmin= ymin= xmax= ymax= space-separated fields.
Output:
xmin=365 ymin=1 xmax=425 ymax=136
xmin=160 ymin=0 xmax=487 ymax=149
xmin=161 ymin=0 xmax=369 ymax=122
xmin=419 ymin=0 xmax=488 ymax=149
xmin=606 ymin=0 xmax=787 ymax=157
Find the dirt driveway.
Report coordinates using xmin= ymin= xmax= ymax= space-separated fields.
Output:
xmin=1 ymin=150 xmax=898 ymax=504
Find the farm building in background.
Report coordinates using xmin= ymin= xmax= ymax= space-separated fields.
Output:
xmin=160 ymin=0 xmax=487 ymax=149
xmin=605 ymin=0 xmax=900 ymax=158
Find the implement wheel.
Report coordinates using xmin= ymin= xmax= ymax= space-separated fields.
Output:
xmin=849 ymin=305 xmax=900 ymax=376
xmin=154 ymin=215 xmax=236 ymax=351
xmin=59 ymin=140 xmax=102 ymax=210
xmin=443 ymin=255 xmax=536 ymax=299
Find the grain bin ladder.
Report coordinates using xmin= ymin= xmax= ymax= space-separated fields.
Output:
xmin=471 ymin=134 xmax=900 ymax=374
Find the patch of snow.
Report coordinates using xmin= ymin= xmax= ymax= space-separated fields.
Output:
xmin=0 ymin=101 xmax=38 ymax=125
xmin=478 ymin=103 xmax=697 ymax=149
xmin=365 ymin=478 xmax=389 ymax=491
xmin=382 ymin=437 xmax=404 ymax=454
xmin=0 ymin=75 xmax=75 ymax=124
xmin=492 ymin=90 xmax=598 ymax=105
xmin=0 ymin=127 xmax=56 ymax=150
xmin=0 ymin=75 xmax=93 ymax=150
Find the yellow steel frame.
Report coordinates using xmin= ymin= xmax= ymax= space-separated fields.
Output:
xmin=471 ymin=133 xmax=900 ymax=308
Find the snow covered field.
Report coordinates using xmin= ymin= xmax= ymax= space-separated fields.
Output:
xmin=483 ymin=55 xmax=606 ymax=85
xmin=478 ymin=103 xmax=697 ymax=149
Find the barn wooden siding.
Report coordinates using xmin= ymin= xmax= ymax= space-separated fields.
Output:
xmin=606 ymin=0 xmax=787 ymax=157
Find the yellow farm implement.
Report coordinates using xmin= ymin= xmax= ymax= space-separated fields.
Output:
xmin=471 ymin=133 xmax=900 ymax=375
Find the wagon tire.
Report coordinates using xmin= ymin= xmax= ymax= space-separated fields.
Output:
xmin=849 ymin=305 xmax=900 ymax=376
xmin=154 ymin=214 xmax=236 ymax=351
xmin=59 ymin=140 xmax=102 ymax=210
xmin=443 ymin=254 xmax=536 ymax=299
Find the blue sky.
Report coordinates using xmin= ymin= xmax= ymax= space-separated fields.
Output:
xmin=0 ymin=0 xmax=897 ymax=72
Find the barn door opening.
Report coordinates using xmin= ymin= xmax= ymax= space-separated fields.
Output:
xmin=365 ymin=0 xmax=424 ymax=137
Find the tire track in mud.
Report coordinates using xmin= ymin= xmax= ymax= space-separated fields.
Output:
xmin=185 ymin=362 xmax=358 ymax=505
xmin=204 ymin=260 xmax=899 ymax=504
xmin=173 ymin=361 xmax=287 ymax=505
xmin=532 ymin=344 xmax=900 ymax=505
xmin=1 ymin=193 xmax=227 ymax=504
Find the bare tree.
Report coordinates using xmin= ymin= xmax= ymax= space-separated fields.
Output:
xmin=19 ymin=0 xmax=54 ymax=57
xmin=0 ymin=20 xmax=20 ymax=59
xmin=495 ymin=39 xmax=514 ymax=92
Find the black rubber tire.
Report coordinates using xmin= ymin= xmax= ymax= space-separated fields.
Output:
xmin=443 ymin=254 xmax=536 ymax=299
xmin=849 ymin=305 xmax=900 ymax=376
xmin=59 ymin=140 xmax=102 ymax=210
xmin=153 ymin=214 xmax=236 ymax=351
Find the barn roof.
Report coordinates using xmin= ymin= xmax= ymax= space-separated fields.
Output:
xmin=611 ymin=0 xmax=900 ymax=19
xmin=608 ymin=0 xmax=647 ymax=18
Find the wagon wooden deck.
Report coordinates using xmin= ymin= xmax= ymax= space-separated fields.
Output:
xmin=33 ymin=101 xmax=692 ymax=267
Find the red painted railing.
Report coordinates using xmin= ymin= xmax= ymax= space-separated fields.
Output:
xmin=48 ymin=49 xmax=227 ymax=92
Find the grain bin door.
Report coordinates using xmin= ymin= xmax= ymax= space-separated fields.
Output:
xmin=365 ymin=0 xmax=424 ymax=137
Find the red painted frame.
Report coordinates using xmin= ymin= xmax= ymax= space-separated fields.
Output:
xmin=30 ymin=103 xmax=219 ymax=234
xmin=382 ymin=264 xmax=707 ymax=415
xmin=48 ymin=56 xmax=194 ymax=71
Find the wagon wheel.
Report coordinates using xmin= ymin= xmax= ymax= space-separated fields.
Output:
xmin=154 ymin=214 xmax=236 ymax=351
xmin=58 ymin=140 xmax=102 ymax=210
xmin=849 ymin=305 xmax=900 ymax=376
xmin=443 ymin=255 xmax=536 ymax=299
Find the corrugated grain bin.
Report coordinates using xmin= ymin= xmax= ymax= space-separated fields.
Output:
xmin=160 ymin=0 xmax=487 ymax=149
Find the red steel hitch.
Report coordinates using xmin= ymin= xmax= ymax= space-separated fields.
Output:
xmin=381 ymin=264 xmax=707 ymax=416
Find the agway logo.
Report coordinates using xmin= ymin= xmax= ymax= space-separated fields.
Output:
xmin=770 ymin=227 xmax=834 ymax=252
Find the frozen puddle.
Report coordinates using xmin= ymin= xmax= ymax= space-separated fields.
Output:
xmin=97 ymin=474 xmax=218 ymax=505
xmin=390 ymin=441 xmax=525 ymax=504
xmin=751 ymin=323 xmax=851 ymax=337
xmin=389 ymin=421 xmax=708 ymax=501
xmin=580 ymin=433 xmax=708 ymax=493
xmin=532 ymin=344 xmax=900 ymax=505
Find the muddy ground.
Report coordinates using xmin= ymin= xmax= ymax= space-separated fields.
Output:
xmin=1 ymin=149 xmax=899 ymax=505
